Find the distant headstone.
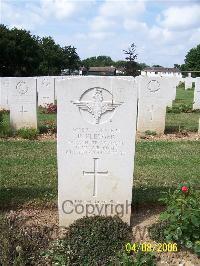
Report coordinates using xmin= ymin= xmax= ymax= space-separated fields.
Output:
xmin=37 ymin=77 xmax=55 ymax=107
xmin=10 ymin=78 xmax=37 ymax=130
xmin=137 ymin=76 xmax=171 ymax=134
xmin=185 ymin=77 xmax=193 ymax=90
xmin=193 ymin=78 xmax=200 ymax=110
xmin=54 ymin=76 xmax=69 ymax=100
xmin=57 ymin=76 xmax=137 ymax=227
xmin=165 ymin=77 xmax=179 ymax=107
xmin=0 ymin=77 xmax=10 ymax=110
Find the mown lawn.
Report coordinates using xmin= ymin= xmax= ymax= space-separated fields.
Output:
xmin=165 ymin=85 xmax=200 ymax=132
xmin=173 ymin=85 xmax=194 ymax=108
xmin=0 ymin=140 xmax=199 ymax=208
xmin=165 ymin=112 xmax=200 ymax=132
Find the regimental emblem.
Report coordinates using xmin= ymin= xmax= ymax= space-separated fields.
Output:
xmin=72 ymin=87 xmax=123 ymax=124
xmin=147 ymin=80 xmax=160 ymax=93
xmin=16 ymin=81 xmax=29 ymax=95
xmin=41 ymin=78 xmax=50 ymax=88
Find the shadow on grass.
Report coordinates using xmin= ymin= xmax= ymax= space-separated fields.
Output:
xmin=165 ymin=125 xmax=198 ymax=134
xmin=132 ymin=186 xmax=174 ymax=207
xmin=130 ymin=186 xmax=172 ymax=227
xmin=0 ymin=187 xmax=57 ymax=210
xmin=0 ymin=185 xmax=174 ymax=209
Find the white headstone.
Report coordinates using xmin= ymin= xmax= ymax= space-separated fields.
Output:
xmin=54 ymin=76 xmax=70 ymax=100
xmin=37 ymin=76 xmax=55 ymax=107
xmin=57 ymin=76 xmax=138 ymax=227
xmin=137 ymin=76 xmax=171 ymax=134
xmin=165 ymin=77 xmax=179 ymax=107
xmin=10 ymin=78 xmax=37 ymax=130
xmin=193 ymin=78 xmax=200 ymax=110
xmin=185 ymin=77 xmax=193 ymax=90
xmin=0 ymin=77 xmax=10 ymax=110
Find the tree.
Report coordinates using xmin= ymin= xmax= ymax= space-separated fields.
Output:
xmin=123 ymin=43 xmax=139 ymax=76
xmin=0 ymin=25 xmax=41 ymax=76
xmin=62 ymin=46 xmax=80 ymax=72
xmin=113 ymin=60 xmax=126 ymax=68
xmin=174 ymin=64 xmax=180 ymax=69
xmin=0 ymin=24 xmax=11 ymax=76
xmin=138 ymin=63 xmax=149 ymax=70
xmin=81 ymin=56 xmax=114 ymax=68
xmin=153 ymin=65 xmax=161 ymax=67
xmin=181 ymin=44 xmax=200 ymax=77
xmin=38 ymin=37 xmax=63 ymax=75
xmin=0 ymin=24 xmax=81 ymax=76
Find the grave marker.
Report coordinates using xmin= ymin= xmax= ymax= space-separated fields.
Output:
xmin=37 ymin=76 xmax=55 ymax=106
xmin=0 ymin=77 xmax=10 ymax=110
xmin=10 ymin=78 xmax=37 ymax=130
xmin=136 ymin=76 xmax=171 ymax=134
xmin=193 ymin=78 xmax=200 ymax=110
xmin=57 ymin=76 xmax=138 ymax=226
xmin=185 ymin=77 xmax=193 ymax=90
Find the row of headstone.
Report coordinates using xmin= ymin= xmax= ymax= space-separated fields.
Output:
xmin=0 ymin=76 xmax=59 ymax=110
xmin=1 ymin=76 xmax=183 ymax=133
xmin=0 ymin=76 xmax=198 ymax=227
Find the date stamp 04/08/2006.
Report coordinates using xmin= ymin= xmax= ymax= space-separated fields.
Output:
xmin=125 ymin=242 xmax=178 ymax=253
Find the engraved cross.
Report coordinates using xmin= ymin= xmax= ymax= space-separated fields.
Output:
xmin=19 ymin=106 xmax=28 ymax=116
xmin=148 ymin=105 xmax=154 ymax=121
xmin=83 ymin=158 xmax=108 ymax=197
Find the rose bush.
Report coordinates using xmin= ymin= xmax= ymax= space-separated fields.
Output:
xmin=150 ymin=182 xmax=200 ymax=256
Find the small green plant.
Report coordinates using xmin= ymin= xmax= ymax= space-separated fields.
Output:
xmin=39 ymin=121 xmax=56 ymax=134
xmin=0 ymin=111 xmax=13 ymax=138
xmin=44 ymin=216 xmax=132 ymax=265
xmin=112 ymin=250 xmax=156 ymax=265
xmin=145 ymin=130 xmax=157 ymax=136
xmin=0 ymin=111 xmax=3 ymax=124
xmin=17 ymin=128 xmax=38 ymax=140
xmin=167 ymin=104 xmax=192 ymax=114
xmin=150 ymin=182 xmax=200 ymax=255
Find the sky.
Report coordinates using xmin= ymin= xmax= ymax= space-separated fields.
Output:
xmin=1 ymin=0 xmax=200 ymax=67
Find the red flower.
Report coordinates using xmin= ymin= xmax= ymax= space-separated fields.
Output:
xmin=181 ymin=186 xmax=189 ymax=193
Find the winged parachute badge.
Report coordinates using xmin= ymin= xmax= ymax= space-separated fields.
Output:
xmin=72 ymin=87 xmax=123 ymax=124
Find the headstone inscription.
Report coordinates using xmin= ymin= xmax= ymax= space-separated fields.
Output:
xmin=9 ymin=78 xmax=37 ymax=130
xmin=136 ymin=76 xmax=171 ymax=134
xmin=193 ymin=78 xmax=200 ymax=110
xmin=57 ymin=76 xmax=138 ymax=227
xmin=37 ymin=76 xmax=55 ymax=107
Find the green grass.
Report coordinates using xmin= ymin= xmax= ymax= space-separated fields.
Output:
xmin=0 ymin=141 xmax=57 ymax=208
xmin=173 ymin=85 xmax=194 ymax=108
xmin=133 ymin=140 xmax=200 ymax=204
xmin=38 ymin=112 xmax=56 ymax=125
xmin=165 ymin=85 xmax=200 ymax=132
xmin=2 ymin=112 xmax=56 ymax=126
xmin=0 ymin=140 xmax=199 ymax=208
xmin=165 ymin=112 xmax=200 ymax=132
